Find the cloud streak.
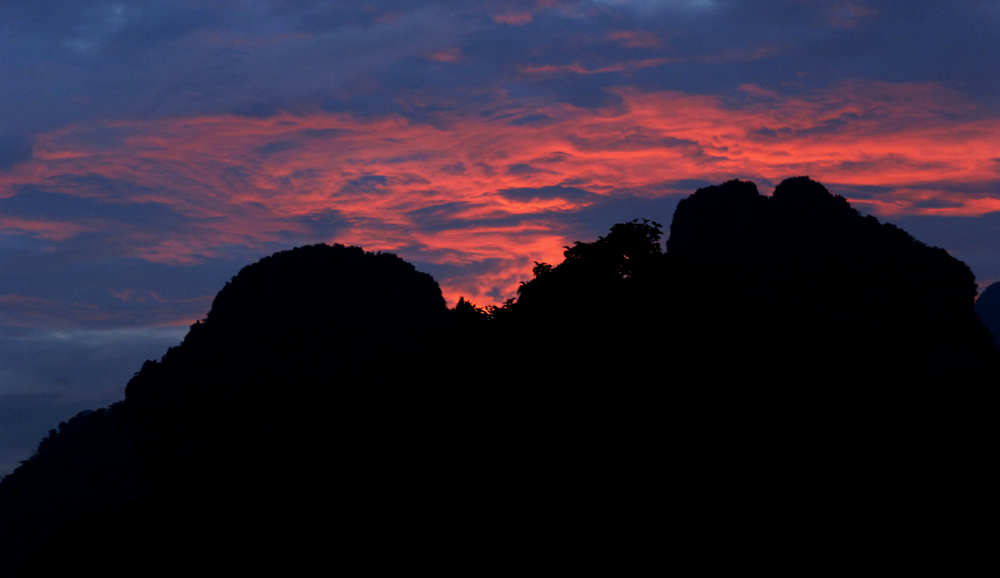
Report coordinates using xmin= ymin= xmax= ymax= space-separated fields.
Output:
xmin=3 ymin=0 xmax=1000 ymax=479
xmin=2 ymin=78 xmax=999 ymax=319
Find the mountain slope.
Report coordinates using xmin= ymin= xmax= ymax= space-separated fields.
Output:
xmin=1 ymin=178 xmax=994 ymax=576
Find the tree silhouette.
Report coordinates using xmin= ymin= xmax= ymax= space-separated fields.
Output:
xmin=667 ymin=176 xmax=997 ymax=380
xmin=1 ymin=179 xmax=995 ymax=577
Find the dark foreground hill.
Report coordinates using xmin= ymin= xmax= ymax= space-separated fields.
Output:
xmin=494 ymin=176 xmax=996 ymax=383
xmin=976 ymin=281 xmax=1000 ymax=348
xmin=0 ymin=246 xmax=462 ymax=576
xmin=666 ymin=177 xmax=997 ymax=378
xmin=0 ymin=177 xmax=994 ymax=575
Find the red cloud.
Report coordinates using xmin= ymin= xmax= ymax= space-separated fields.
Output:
xmin=5 ymin=80 xmax=999 ymax=307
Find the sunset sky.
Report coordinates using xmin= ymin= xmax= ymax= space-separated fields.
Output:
xmin=2 ymin=0 xmax=1000 ymax=475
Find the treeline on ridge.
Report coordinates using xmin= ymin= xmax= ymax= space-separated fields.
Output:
xmin=0 ymin=177 xmax=995 ymax=576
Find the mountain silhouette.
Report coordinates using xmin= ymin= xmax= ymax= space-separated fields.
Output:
xmin=975 ymin=281 xmax=1000 ymax=348
xmin=666 ymin=177 xmax=997 ymax=379
xmin=1 ymin=245 xmax=459 ymax=576
xmin=1 ymin=178 xmax=994 ymax=576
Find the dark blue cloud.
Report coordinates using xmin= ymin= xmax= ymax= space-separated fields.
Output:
xmin=0 ymin=326 xmax=187 ymax=478
xmin=0 ymin=134 xmax=32 ymax=170
xmin=0 ymin=2 xmax=479 ymax=132
xmin=2 ymin=0 xmax=996 ymax=137
xmin=823 ymin=182 xmax=895 ymax=200
xmin=257 ymin=140 xmax=301 ymax=156
xmin=340 ymin=175 xmax=390 ymax=195
xmin=2 ymin=0 xmax=1000 ymax=478
xmin=439 ymin=162 xmax=467 ymax=175
xmin=499 ymin=185 xmax=597 ymax=202
xmin=568 ymin=131 xmax=703 ymax=153
xmin=660 ymin=178 xmax=716 ymax=191
xmin=567 ymin=189 xmax=683 ymax=245
xmin=508 ymin=114 xmax=555 ymax=126
xmin=890 ymin=210 xmax=1000 ymax=287
xmin=294 ymin=209 xmax=348 ymax=239
xmin=506 ymin=163 xmax=548 ymax=175
xmin=0 ymin=186 xmax=254 ymax=328
xmin=911 ymin=199 xmax=965 ymax=209
xmin=406 ymin=201 xmax=487 ymax=232
xmin=404 ymin=184 xmax=685 ymax=245
xmin=299 ymin=128 xmax=355 ymax=139
xmin=105 ymin=8 xmax=220 ymax=52
xmin=0 ymin=187 xmax=186 ymax=224
xmin=0 ymin=252 xmax=235 ymax=329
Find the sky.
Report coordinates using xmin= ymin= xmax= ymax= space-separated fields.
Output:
xmin=2 ymin=0 xmax=1000 ymax=476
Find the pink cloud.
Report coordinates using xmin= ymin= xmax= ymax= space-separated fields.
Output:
xmin=491 ymin=11 xmax=535 ymax=25
xmin=0 ymin=216 xmax=97 ymax=241
xmin=517 ymin=48 xmax=778 ymax=77
xmin=0 ymin=295 xmax=100 ymax=328
xmin=5 ymin=80 xmax=1000 ymax=305
xmin=425 ymin=47 xmax=464 ymax=62
xmin=608 ymin=30 xmax=663 ymax=49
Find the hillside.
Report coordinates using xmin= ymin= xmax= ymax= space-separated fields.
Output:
xmin=1 ymin=177 xmax=994 ymax=576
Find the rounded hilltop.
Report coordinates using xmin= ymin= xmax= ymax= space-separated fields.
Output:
xmin=2 ymin=177 xmax=995 ymax=578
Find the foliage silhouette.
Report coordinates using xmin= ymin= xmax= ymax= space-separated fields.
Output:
xmin=1 ymin=179 xmax=995 ymax=576
xmin=1 ymin=244 xmax=457 ymax=576
xmin=667 ymin=177 xmax=997 ymax=379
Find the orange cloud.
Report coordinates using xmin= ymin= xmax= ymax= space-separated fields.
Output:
xmin=5 ymin=80 xmax=999 ymax=306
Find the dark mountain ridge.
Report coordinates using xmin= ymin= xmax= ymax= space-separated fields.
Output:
xmin=0 ymin=177 xmax=994 ymax=576
xmin=975 ymin=281 xmax=1000 ymax=348
xmin=667 ymin=177 xmax=994 ymax=377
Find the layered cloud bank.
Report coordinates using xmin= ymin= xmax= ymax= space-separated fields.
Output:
xmin=3 ymin=81 xmax=999 ymax=324
xmin=4 ymin=1 xmax=1000 ymax=329
xmin=3 ymin=1 xmax=1000 ymax=475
